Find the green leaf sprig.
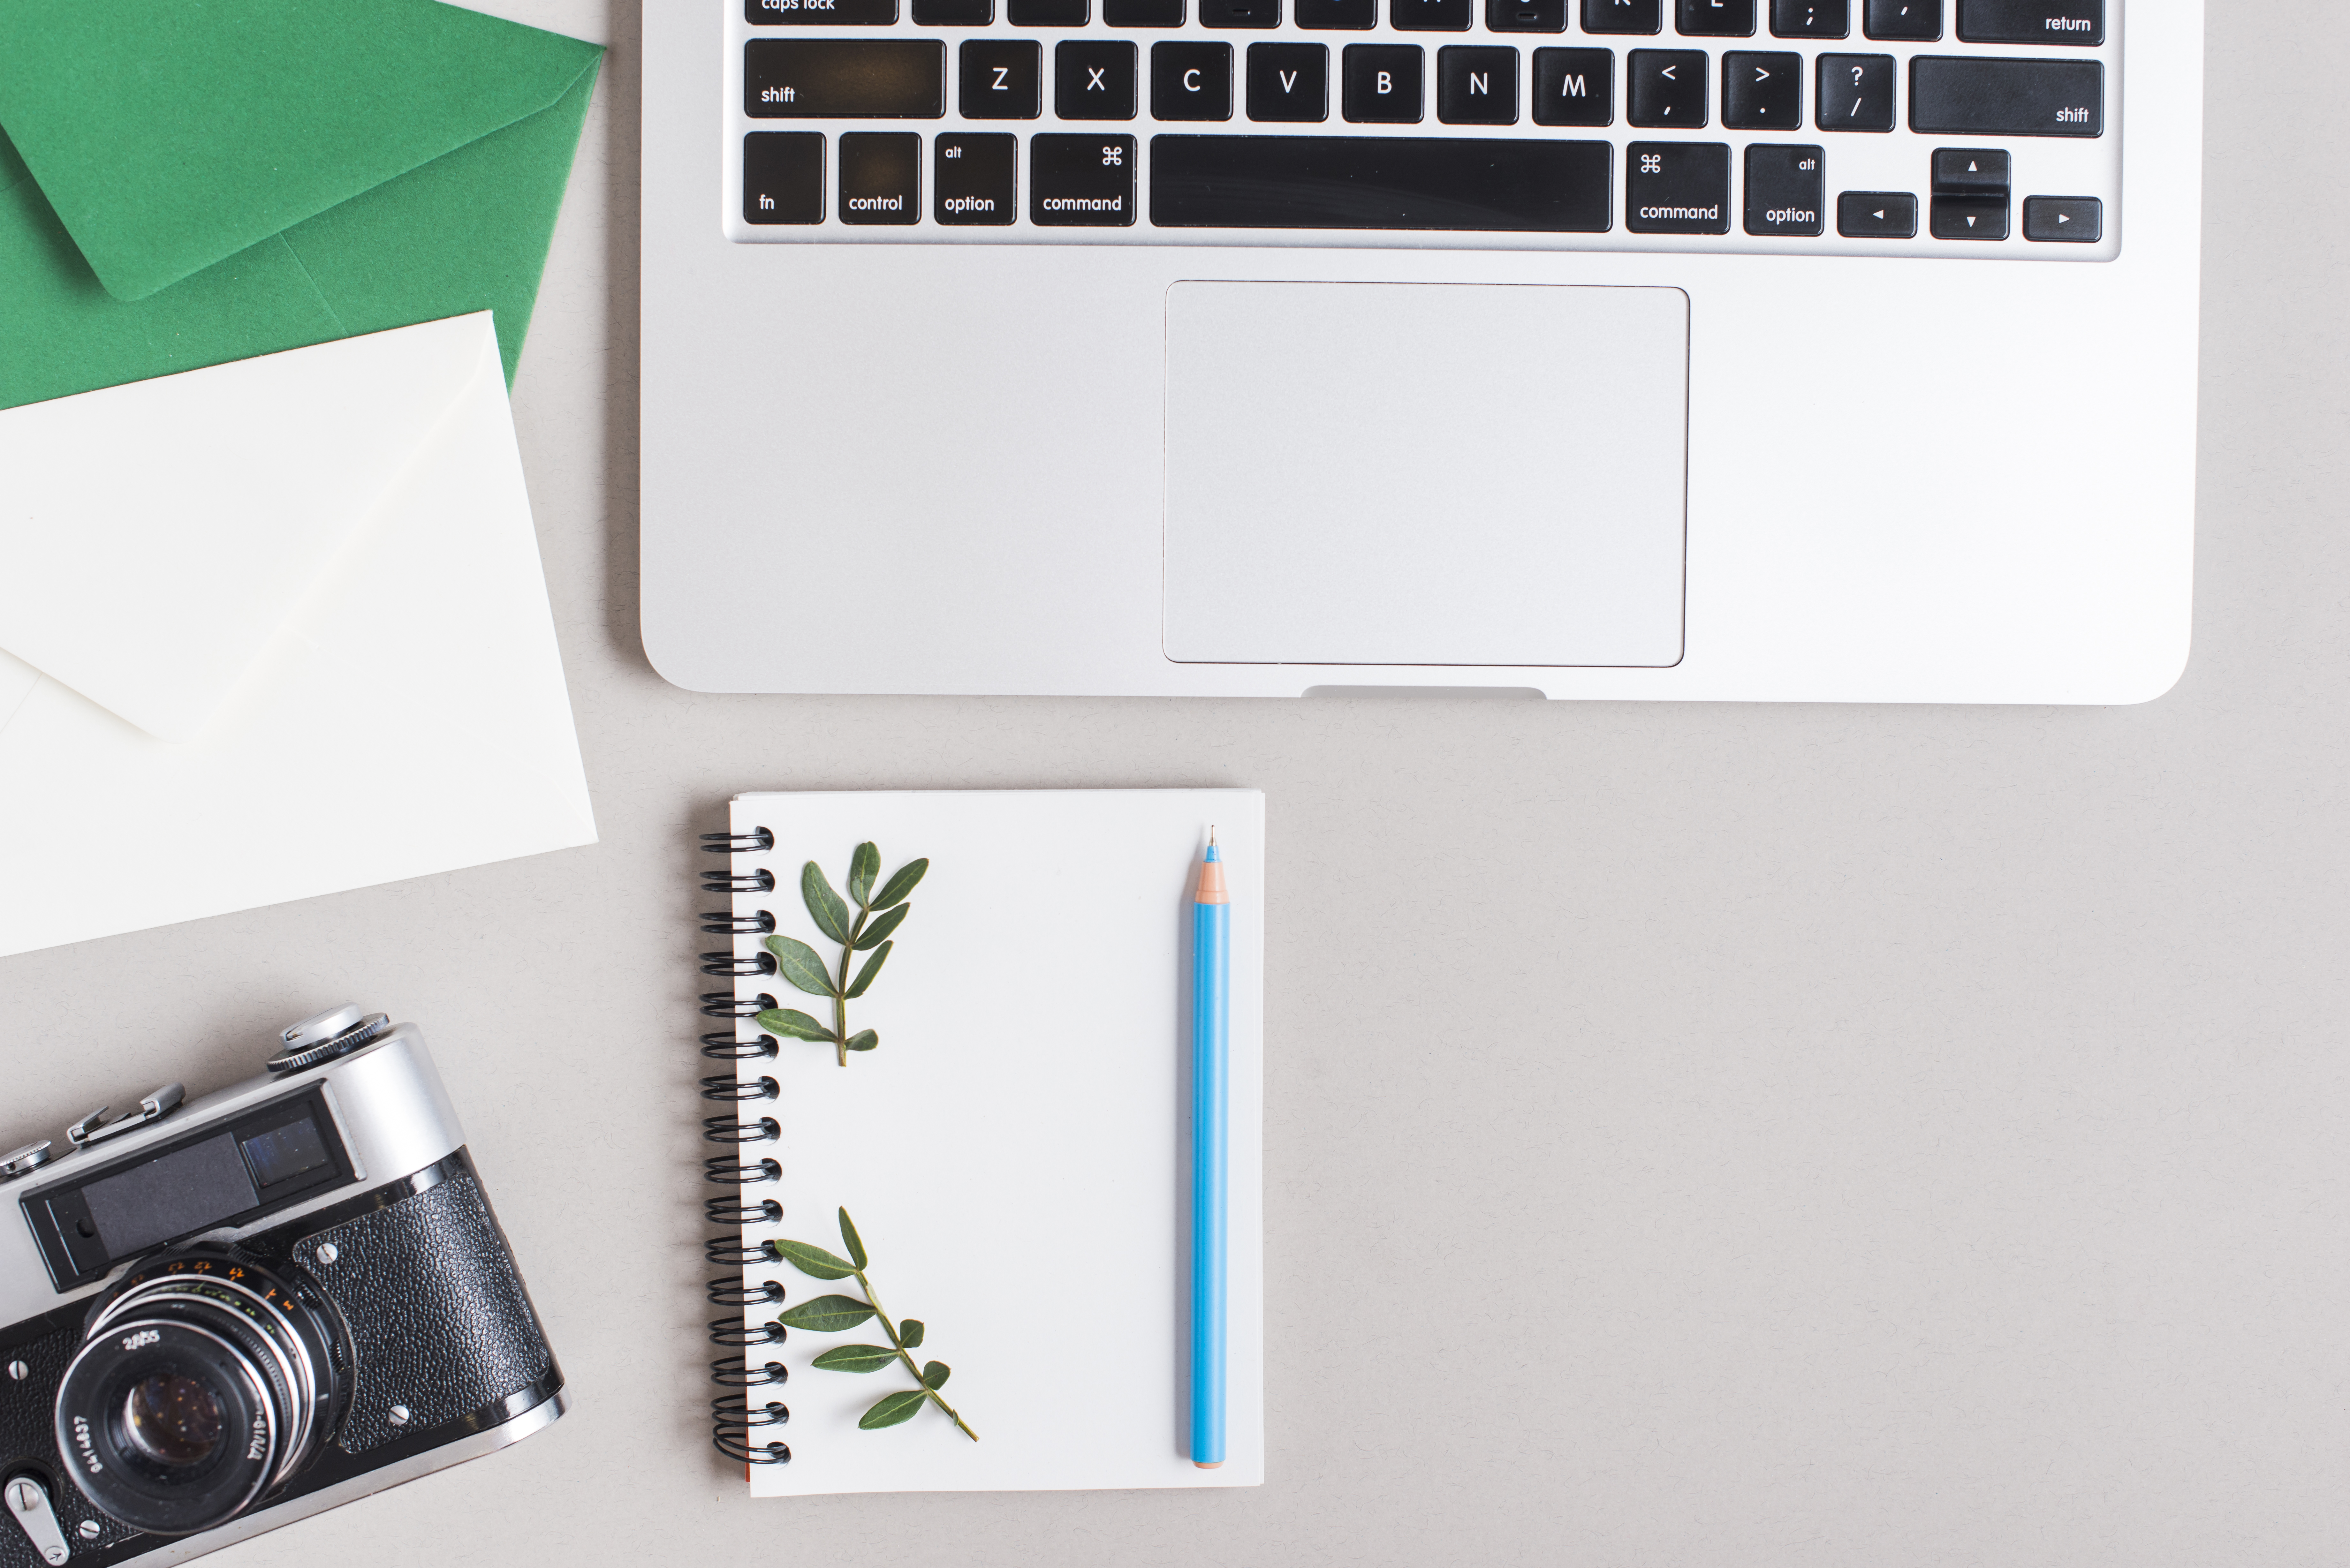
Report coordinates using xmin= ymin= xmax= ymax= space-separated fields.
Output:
xmin=774 ymin=1208 xmax=976 ymax=1440
xmin=755 ymin=843 xmax=927 ymax=1067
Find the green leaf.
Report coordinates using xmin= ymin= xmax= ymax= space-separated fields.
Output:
xmin=838 ymin=1208 xmax=868 ymax=1270
xmin=844 ymin=1029 xmax=879 ymax=1052
xmin=763 ymin=935 xmax=836 ymax=998
xmin=848 ymin=842 xmax=880 ymax=907
xmin=871 ymin=858 xmax=929 ymax=911
xmin=898 ymin=1318 xmax=925 ymax=1349
xmin=802 ymin=861 xmax=850 ymax=944
xmin=777 ymin=1294 xmax=876 ymax=1333
xmin=770 ymin=1239 xmax=855 ymax=1280
xmin=853 ymin=903 xmax=909 ymax=950
xmin=921 ymin=1361 xmax=951 ymax=1390
xmin=810 ymin=1344 xmax=898 ymax=1373
xmin=858 ymin=1390 xmax=929 ymax=1430
xmin=845 ymin=941 xmax=891 ymax=999
xmin=754 ymin=1008 xmax=837 ymax=1043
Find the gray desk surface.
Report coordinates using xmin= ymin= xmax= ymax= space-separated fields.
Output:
xmin=2 ymin=7 xmax=2338 ymax=1564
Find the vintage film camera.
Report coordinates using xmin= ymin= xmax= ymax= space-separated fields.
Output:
xmin=0 ymin=1007 xmax=563 ymax=1566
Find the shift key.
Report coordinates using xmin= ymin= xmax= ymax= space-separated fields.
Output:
xmin=745 ymin=39 xmax=947 ymax=117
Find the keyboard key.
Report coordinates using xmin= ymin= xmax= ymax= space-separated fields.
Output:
xmin=1676 ymin=0 xmax=1754 ymax=37
xmin=1721 ymin=50 xmax=1799 ymax=128
xmin=1814 ymin=52 xmax=1893 ymax=130
xmin=1032 ymin=133 xmax=1136 ymax=223
xmin=1742 ymin=142 xmax=1823 ymax=234
xmin=1343 ymin=44 xmax=1424 ymax=122
xmin=1247 ymin=42 xmax=1330 ymax=120
xmin=1958 ymin=0 xmax=2099 ymax=45
xmin=1582 ymin=0 xmax=1661 ymax=33
xmin=1931 ymin=146 xmax=2007 ymax=192
xmin=1105 ymin=0 xmax=1184 ymax=18
xmin=1627 ymin=49 xmax=1706 ymax=127
xmin=1154 ymin=41 xmax=1234 ymax=118
xmin=1056 ymin=40 xmax=1138 ymax=117
xmin=1531 ymin=47 xmax=1613 ymax=126
xmin=961 ymin=40 xmax=1041 ymax=117
xmin=1437 ymin=46 xmax=1518 ymax=123
xmin=1626 ymin=141 xmax=1729 ymax=233
xmin=912 ymin=0 xmax=990 ymax=21
xmin=1201 ymin=0 xmax=1281 ymax=23
xmin=1486 ymin=0 xmax=1567 ymax=30
xmin=747 ymin=0 xmax=898 ymax=23
xmin=745 ymin=40 xmax=946 ymax=117
xmin=1931 ymin=193 xmax=2006 ymax=238
xmin=743 ymin=131 xmax=824 ymax=223
xmin=1836 ymin=189 xmax=1916 ymax=235
xmin=935 ymin=131 xmax=1017 ymax=223
xmin=1862 ymin=0 xmax=1937 ymax=37
xmin=1010 ymin=0 xmax=1087 ymax=21
xmin=1393 ymin=0 xmax=1471 ymax=27
xmin=1769 ymin=0 xmax=1847 ymax=36
xmin=839 ymin=132 xmax=921 ymax=223
xmin=2022 ymin=194 xmax=2099 ymax=240
xmin=1297 ymin=0 xmax=1376 ymax=24
xmin=1149 ymin=134 xmax=1611 ymax=230
xmin=1910 ymin=56 xmax=2101 ymax=137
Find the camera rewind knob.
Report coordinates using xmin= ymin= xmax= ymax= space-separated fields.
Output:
xmin=267 ymin=1005 xmax=392 ymax=1075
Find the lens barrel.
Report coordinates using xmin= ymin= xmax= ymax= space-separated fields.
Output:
xmin=55 ymin=1256 xmax=343 ymax=1535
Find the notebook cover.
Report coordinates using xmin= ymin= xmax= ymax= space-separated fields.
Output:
xmin=722 ymin=788 xmax=1265 ymax=1494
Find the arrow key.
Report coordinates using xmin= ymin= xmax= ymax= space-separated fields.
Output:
xmin=1930 ymin=192 xmax=2008 ymax=239
xmin=2023 ymin=194 xmax=2100 ymax=242
xmin=1836 ymin=188 xmax=1915 ymax=237
xmin=1722 ymin=49 xmax=1801 ymax=128
xmin=1931 ymin=147 xmax=2009 ymax=193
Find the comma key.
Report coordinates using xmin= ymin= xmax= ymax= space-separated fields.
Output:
xmin=1032 ymin=134 xmax=1137 ymax=225
xmin=934 ymin=132 xmax=1017 ymax=224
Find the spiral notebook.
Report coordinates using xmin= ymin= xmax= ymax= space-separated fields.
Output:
xmin=700 ymin=789 xmax=1266 ymax=1495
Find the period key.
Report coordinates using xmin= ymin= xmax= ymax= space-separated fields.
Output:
xmin=1032 ymin=134 xmax=1137 ymax=225
xmin=935 ymin=132 xmax=1017 ymax=223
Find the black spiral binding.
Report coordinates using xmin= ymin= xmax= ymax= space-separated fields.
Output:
xmin=701 ymin=825 xmax=792 ymax=1466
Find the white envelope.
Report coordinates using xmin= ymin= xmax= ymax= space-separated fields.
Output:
xmin=0 ymin=313 xmax=597 ymax=958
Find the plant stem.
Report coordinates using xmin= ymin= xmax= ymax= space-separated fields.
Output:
xmin=855 ymin=1268 xmax=978 ymax=1441
xmin=832 ymin=905 xmax=868 ymax=1067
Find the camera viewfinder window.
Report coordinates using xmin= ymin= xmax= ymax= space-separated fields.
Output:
xmin=240 ymin=1115 xmax=331 ymax=1190
xmin=81 ymin=1135 xmax=257 ymax=1257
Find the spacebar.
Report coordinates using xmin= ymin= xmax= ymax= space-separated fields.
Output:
xmin=1149 ymin=136 xmax=1614 ymax=233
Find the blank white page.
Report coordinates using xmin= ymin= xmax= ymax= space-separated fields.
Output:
xmin=726 ymin=789 xmax=1264 ymax=1495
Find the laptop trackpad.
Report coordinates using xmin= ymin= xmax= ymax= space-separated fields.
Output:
xmin=1163 ymin=281 xmax=1688 ymax=668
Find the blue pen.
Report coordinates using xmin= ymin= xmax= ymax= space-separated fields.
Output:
xmin=1191 ymin=829 xmax=1229 ymax=1469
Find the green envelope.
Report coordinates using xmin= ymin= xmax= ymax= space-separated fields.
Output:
xmin=0 ymin=0 xmax=602 ymax=412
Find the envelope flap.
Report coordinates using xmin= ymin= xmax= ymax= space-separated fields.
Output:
xmin=0 ymin=314 xmax=499 ymax=742
xmin=0 ymin=0 xmax=602 ymax=302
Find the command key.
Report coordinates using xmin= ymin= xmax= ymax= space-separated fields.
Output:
xmin=1032 ymin=135 xmax=1137 ymax=227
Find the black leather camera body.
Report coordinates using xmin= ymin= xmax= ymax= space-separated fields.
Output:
xmin=0 ymin=1008 xmax=563 ymax=1567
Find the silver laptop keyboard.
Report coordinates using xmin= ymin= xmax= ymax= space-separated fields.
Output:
xmin=724 ymin=0 xmax=2119 ymax=259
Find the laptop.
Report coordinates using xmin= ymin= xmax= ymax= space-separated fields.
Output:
xmin=641 ymin=0 xmax=2199 ymax=704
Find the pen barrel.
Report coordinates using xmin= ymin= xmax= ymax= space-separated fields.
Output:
xmin=1191 ymin=897 xmax=1229 ymax=1466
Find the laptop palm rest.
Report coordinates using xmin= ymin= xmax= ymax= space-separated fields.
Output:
xmin=1162 ymin=281 xmax=1688 ymax=669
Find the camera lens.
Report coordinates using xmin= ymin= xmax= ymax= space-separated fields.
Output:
xmin=55 ymin=1255 xmax=344 ymax=1535
xmin=124 ymin=1372 xmax=226 ymax=1467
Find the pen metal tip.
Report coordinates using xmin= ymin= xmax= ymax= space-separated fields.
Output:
xmin=1209 ymin=825 xmax=1217 ymax=845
